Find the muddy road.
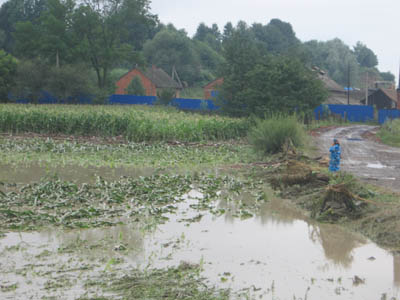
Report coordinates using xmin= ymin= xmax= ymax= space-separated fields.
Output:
xmin=315 ymin=125 xmax=400 ymax=192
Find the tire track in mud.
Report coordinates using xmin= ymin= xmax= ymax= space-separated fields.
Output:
xmin=315 ymin=125 xmax=400 ymax=192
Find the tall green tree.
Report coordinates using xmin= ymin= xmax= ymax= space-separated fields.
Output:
xmin=219 ymin=21 xmax=327 ymax=117
xmin=72 ymin=0 xmax=155 ymax=88
xmin=0 ymin=50 xmax=17 ymax=102
xmin=143 ymin=27 xmax=201 ymax=85
xmin=0 ymin=0 xmax=47 ymax=52
xmin=353 ymin=41 xmax=378 ymax=68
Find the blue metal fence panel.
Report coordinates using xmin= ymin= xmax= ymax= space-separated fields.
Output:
xmin=109 ymin=95 xmax=157 ymax=105
xmin=378 ymin=109 xmax=400 ymax=124
xmin=172 ymin=98 xmax=218 ymax=110
xmin=314 ymin=104 xmax=374 ymax=122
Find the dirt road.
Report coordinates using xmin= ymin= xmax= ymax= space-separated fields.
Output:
xmin=316 ymin=125 xmax=400 ymax=192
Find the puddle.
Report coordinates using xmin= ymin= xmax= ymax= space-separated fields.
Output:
xmin=1 ymin=190 xmax=399 ymax=299
xmin=367 ymin=163 xmax=387 ymax=169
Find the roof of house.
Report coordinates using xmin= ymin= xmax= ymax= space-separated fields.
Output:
xmin=143 ymin=67 xmax=182 ymax=89
xmin=379 ymin=88 xmax=398 ymax=103
xmin=361 ymin=88 xmax=398 ymax=104
xmin=203 ymin=77 xmax=224 ymax=89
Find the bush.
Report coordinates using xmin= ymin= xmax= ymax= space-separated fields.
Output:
xmin=126 ymin=76 xmax=145 ymax=96
xmin=248 ymin=115 xmax=307 ymax=154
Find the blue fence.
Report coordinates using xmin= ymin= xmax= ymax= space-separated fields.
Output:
xmin=378 ymin=109 xmax=400 ymax=124
xmin=109 ymin=95 xmax=218 ymax=110
xmin=314 ymin=104 xmax=374 ymax=122
xmin=14 ymin=91 xmax=92 ymax=104
xmin=109 ymin=95 xmax=157 ymax=105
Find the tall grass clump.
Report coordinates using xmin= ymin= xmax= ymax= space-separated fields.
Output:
xmin=0 ymin=104 xmax=250 ymax=142
xmin=378 ymin=119 xmax=400 ymax=147
xmin=248 ymin=115 xmax=307 ymax=154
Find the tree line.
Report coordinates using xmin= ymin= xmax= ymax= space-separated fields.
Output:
xmin=0 ymin=0 xmax=394 ymax=115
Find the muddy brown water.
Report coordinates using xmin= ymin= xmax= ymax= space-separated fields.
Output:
xmin=316 ymin=125 xmax=400 ymax=192
xmin=1 ymin=188 xmax=399 ymax=300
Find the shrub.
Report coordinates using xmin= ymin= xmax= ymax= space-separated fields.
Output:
xmin=248 ymin=115 xmax=307 ymax=154
xmin=126 ymin=76 xmax=145 ymax=96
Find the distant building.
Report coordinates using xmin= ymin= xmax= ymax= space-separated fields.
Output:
xmin=204 ymin=78 xmax=223 ymax=100
xmin=313 ymin=67 xmax=361 ymax=105
xmin=361 ymin=88 xmax=398 ymax=110
xmin=115 ymin=66 xmax=182 ymax=97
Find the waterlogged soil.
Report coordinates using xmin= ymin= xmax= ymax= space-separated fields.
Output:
xmin=1 ymin=135 xmax=400 ymax=299
xmin=1 ymin=187 xmax=400 ymax=300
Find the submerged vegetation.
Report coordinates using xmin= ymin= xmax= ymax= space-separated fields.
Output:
xmin=0 ymin=137 xmax=254 ymax=168
xmin=83 ymin=263 xmax=230 ymax=300
xmin=0 ymin=104 xmax=249 ymax=142
xmin=0 ymin=173 xmax=265 ymax=231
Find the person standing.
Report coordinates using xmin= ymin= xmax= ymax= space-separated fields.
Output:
xmin=329 ymin=138 xmax=341 ymax=172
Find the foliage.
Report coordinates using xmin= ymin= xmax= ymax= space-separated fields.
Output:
xmin=72 ymin=0 xmax=155 ymax=88
xmin=250 ymin=19 xmax=300 ymax=54
xmin=0 ymin=137 xmax=254 ymax=168
xmin=380 ymin=71 xmax=395 ymax=83
xmin=12 ymin=59 xmax=94 ymax=103
xmin=220 ymin=28 xmax=327 ymax=116
xmin=302 ymin=38 xmax=360 ymax=87
xmin=126 ymin=75 xmax=145 ymax=95
xmin=0 ymin=50 xmax=17 ymax=102
xmin=248 ymin=115 xmax=307 ymax=154
xmin=0 ymin=104 xmax=250 ymax=142
xmin=0 ymin=0 xmax=48 ymax=52
xmin=143 ymin=27 xmax=202 ymax=85
xmin=13 ymin=0 xmax=76 ymax=66
xmin=12 ymin=58 xmax=49 ymax=103
xmin=378 ymin=119 xmax=400 ymax=147
xmin=353 ymin=41 xmax=378 ymax=68
xmin=156 ymin=88 xmax=175 ymax=105
xmin=46 ymin=64 xmax=94 ymax=102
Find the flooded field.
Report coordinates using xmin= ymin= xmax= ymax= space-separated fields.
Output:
xmin=1 ymin=136 xmax=399 ymax=299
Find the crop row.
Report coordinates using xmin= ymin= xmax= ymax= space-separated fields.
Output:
xmin=0 ymin=104 xmax=250 ymax=142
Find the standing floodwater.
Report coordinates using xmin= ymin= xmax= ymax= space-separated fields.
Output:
xmin=1 ymin=189 xmax=398 ymax=300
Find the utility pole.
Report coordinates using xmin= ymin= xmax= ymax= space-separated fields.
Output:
xmin=347 ymin=63 xmax=350 ymax=105
xmin=365 ymin=71 xmax=368 ymax=105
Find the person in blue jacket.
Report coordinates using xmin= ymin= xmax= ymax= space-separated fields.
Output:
xmin=329 ymin=138 xmax=341 ymax=172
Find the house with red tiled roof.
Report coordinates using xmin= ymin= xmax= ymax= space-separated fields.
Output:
xmin=115 ymin=66 xmax=182 ymax=97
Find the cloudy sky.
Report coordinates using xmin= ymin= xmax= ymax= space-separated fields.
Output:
xmin=151 ymin=0 xmax=399 ymax=81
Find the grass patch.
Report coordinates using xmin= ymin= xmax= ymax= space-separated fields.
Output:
xmin=377 ymin=119 xmax=400 ymax=147
xmin=248 ymin=115 xmax=308 ymax=154
xmin=0 ymin=104 xmax=249 ymax=142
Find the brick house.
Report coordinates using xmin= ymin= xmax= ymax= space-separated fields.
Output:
xmin=115 ymin=66 xmax=182 ymax=97
xmin=204 ymin=78 xmax=223 ymax=99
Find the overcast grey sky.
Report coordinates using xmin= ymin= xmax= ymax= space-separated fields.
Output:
xmin=151 ymin=0 xmax=399 ymax=81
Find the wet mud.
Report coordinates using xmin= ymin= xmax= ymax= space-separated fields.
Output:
xmin=315 ymin=125 xmax=400 ymax=192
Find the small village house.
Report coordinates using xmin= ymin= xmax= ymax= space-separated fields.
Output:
xmin=361 ymin=88 xmax=398 ymax=110
xmin=204 ymin=78 xmax=223 ymax=99
xmin=115 ymin=66 xmax=182 ymax=97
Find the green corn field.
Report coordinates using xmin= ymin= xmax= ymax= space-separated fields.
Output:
xmin=0 ymin=104 xmax=250 ymax=142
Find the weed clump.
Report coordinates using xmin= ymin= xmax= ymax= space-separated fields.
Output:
xmin=248 ymin=115 xmax=307 ymax=155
